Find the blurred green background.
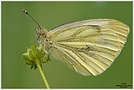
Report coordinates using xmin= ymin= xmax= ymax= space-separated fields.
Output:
xmin=2 ymin=1 xmax=132 ymax=88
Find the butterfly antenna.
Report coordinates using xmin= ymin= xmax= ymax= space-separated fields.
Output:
xmin=23 ymin=9 xmax=42 ymax=30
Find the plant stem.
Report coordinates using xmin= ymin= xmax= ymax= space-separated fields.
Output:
xmin=35 ymin=59 xmax=50 ymax=89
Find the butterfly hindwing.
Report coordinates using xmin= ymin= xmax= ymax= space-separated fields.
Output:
xmin=46 ymin=19 xmax=129 ymax=76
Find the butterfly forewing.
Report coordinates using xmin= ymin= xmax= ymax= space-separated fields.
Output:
xmin=45 ymin=19 xmax=129 ymax=76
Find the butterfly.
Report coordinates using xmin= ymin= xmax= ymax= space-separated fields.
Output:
xmin=23 ymin=10 xmax=129 ymax=76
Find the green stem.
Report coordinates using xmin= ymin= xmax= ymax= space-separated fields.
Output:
xmin=35 ymin=59 xmax=50 ymax=89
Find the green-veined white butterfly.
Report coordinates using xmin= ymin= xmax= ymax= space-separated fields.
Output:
xmin=23 ymin=10 xmax=129 ymax=76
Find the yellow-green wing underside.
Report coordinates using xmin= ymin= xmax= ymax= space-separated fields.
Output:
xmin=47 ymin=19 xmax=129 ymax=76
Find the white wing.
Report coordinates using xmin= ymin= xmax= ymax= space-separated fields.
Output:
xmin=46 ymin=19 xmax=129 ymax=76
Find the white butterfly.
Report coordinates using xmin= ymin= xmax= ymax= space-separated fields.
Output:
xmin=24 ymin=10 xmax=129 ymax=76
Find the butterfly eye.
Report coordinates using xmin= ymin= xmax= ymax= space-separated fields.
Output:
xmin=46 ymin=38 xmax=49 ymax=41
